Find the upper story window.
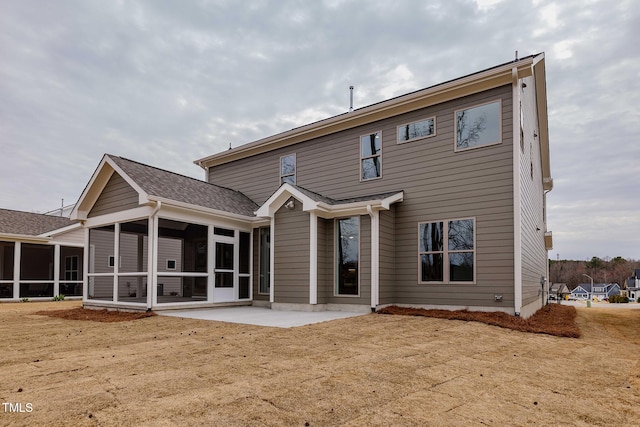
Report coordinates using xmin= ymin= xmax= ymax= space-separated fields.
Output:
xmin=419 ymin=218 xmax=475 ymax=284
xmin=360 ymin=131 xmax=382 ymax=181
xmin=280 ymin=154 xmax=296 ymax=185
xmin=454 ymin=100 xmax=501 ymax=151
xmin=397 ymin=117 xmax=435 ymax=144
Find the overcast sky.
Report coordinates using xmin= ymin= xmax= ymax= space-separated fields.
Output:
xmin=1 ymin=0 xmax=638 ymax=261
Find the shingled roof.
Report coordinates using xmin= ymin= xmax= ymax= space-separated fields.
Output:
xmin=290 ymin=184 xmax=403 ymax=205
xmin=108 ymin=155 xmax=258 ymax=217
xmin=0 ymin=208 xmax=76 ymax=236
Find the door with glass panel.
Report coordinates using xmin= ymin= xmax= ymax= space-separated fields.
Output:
xmin=214 ymin=241 xmax=235 ymax=302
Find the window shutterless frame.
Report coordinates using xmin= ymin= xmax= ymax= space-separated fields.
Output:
xmin=396 ymin=116 xmax=436 ymax=144
xmin=454 ymin=100 xmax=502 ymax=152
xmin=418 ymin=217 xmax=476 ymax=285
xmin=334 ymin=216 xmax=360 ymax=297
xmin=280 ymin=153 xmax=296 ymax=185
xmin=359 ymin=131 xmax=382 ymax=181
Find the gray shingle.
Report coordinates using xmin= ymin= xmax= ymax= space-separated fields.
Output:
xmin=108 ymin=155 xmax=258 ymax=217
xmin=290 ymin=184 xmax=402 ymax=206
xmin=0 ymin=209 xmax=75 ymax=236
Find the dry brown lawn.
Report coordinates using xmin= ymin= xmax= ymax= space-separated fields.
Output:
xmin=1 ymin=301 xmax=639 ymax=426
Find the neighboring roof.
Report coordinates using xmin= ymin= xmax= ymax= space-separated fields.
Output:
xmin=106 ymin=155 xmax=259 ymax=217
xmin=550 ymin=283 xmax=569 ymax=293
xmin=195 ymin=53 xmax=548 ymax=179
xmin=0 ymin=208 xmax=76 ymax=236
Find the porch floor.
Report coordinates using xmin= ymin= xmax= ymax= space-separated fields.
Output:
xmin=158 ymin=306 xmax=367 ymax=328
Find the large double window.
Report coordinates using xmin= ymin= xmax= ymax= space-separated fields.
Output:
xmin=360 ymin=131 xmax=382 ymax=180
xmin=419 ymin=218 xmax=475 ymax=284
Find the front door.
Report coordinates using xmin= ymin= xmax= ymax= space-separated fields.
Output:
xmin=213 ymin=241 xmax=235 ymax=302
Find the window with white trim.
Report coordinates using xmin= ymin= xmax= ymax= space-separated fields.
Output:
xmin=336 ymin=216 xmax=359 ymax=295
xmin=397 ymin=117 xmax=435 ymax=144
xmin=419 ymin=218 xmax=475 ymax=284
xmin=454 ymin=100 xmax=501 ymax=151
xmin=360 ymin=131 xmax=381 ymax=180
xmin=280 ymin=154 xmax=296 ymax=185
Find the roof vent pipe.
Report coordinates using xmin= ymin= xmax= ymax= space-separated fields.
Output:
xmin=349 ymin=86 xmax=354 ymax=112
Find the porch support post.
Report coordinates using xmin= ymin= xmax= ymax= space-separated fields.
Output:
xmin=309 ymin=212 xmax=318 ymax=305
xmin=53 ymin=244 xmax=60 ymax=297
xmin=269 ymin=218 xmax=275 ymax=304
xmin=368 ymin=207 xmax=380 ymax=309
xmin=13 ymin=241 xmax=20 ymax=299
xmin=147 ymin=215 xmax=155 ymax=309
xmin=83 ymin=228 xmax=89 ymax=303
xmin=113 ymin=223 xmax=120 ymax=303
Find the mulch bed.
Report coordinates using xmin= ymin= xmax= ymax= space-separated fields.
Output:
xmin=377 ymin=303 xmax=580 ymax=338
xmin=35 ymin=307 xmax=156 ymax=323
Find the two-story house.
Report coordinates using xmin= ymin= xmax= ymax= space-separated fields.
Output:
xmin=71 ymin=53 xmax=552 ymax=318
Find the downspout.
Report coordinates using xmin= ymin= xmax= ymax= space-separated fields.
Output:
xmin=512 ymin=66 xmax=523 ymax=316
xmin=367 ymin=205 xmax=379 ymax=312
xmin=148 ymin=201 xmax=161 ymax=310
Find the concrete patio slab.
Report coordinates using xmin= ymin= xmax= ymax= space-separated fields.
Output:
xmin=158 ymin=306 xmax=367 ymax=328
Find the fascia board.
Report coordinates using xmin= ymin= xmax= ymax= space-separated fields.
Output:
xmin=70 ymin=156 xmax=113 ymax=220
xmin=255 ymin=184 xmax=318 ymax=217
xmin=533 ymin=54 xmax=551 ymax=182
xmin=195 ymin=60 xmax=536 ymax=169
xmin=0 ymin=233 xmax=50 ymax=243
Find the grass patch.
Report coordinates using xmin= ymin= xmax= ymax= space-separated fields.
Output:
xmin=377 ymin=303 xmax=580 ymax=338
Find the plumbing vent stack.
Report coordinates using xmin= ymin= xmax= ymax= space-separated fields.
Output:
xmin=349 ymin=86 xmax=354 ymax=112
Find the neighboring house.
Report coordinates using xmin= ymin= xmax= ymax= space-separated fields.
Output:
xmin=0 ymin=209 xmax=84 ymax=300
xmin=570 ymin=283 xmax=621 ymax=301
xmin=71 ymin=53 xmax=552 ymax=318
xmin=549 ymin=283 xmax=569 ymax=300
xmin=626 ymin=269 xmax=640 ymax=301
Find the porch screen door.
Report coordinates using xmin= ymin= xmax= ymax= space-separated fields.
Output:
xmin=214 ymin=241 xmax=235 ymax=302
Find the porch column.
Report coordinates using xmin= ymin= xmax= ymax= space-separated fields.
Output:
xmin=147 ymin=215 xmax=155 ymax=309
xmin=309 ymin=212 xmax=318 ymax=305
xmin=83 ymin=227 xmax=89 ymax=302
xmin=113 ymin=223 xmax=120 ymax=303
xmin=53 ymin=244 xmax=60 ymax=297
xmin=13 ymin=241 xmax=20 ymax=299
xmin=370 ymin=209 xmax=380 ymax=309
xmin=269 ymin=218 xmax=275 ymax=304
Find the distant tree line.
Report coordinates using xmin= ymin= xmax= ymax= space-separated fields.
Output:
xmin=549 ymin=257 xmax=640 ymax=290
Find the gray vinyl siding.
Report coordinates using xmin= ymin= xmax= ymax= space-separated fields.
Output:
xmin=89 ymin=173 xmax=139 ymax=218
xmin=316 ymin=217 xmax=328 ymax=304
xmin=520 ymin=75 xmax=548 ymax=306
xmin=273 ymin=197 xmax=309 ymax=303
xmin=209 ymin=85 xmax=515 ymax=307
xmin=379 ymin=207 xmax=395 ymax=305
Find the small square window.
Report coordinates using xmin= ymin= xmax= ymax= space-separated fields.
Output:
xmin=166 ymin=259 xmax=176 ymax=270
